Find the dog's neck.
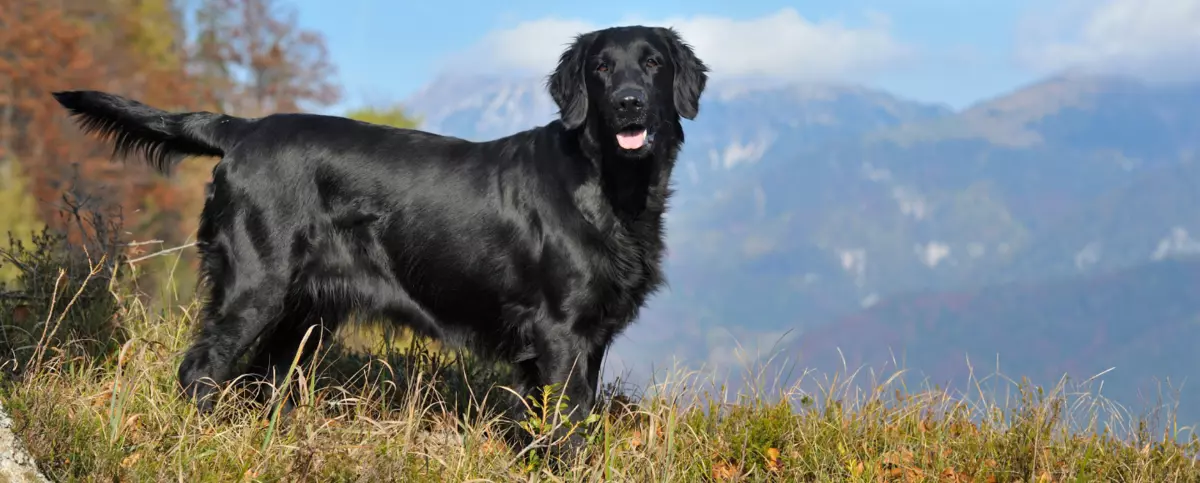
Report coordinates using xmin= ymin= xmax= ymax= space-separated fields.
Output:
xmin=576 ymin=121 xmax=678 ymax=220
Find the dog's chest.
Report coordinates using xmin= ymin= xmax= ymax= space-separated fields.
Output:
xmin=569 ymin=179 xmax=667 ymax=322
xmin=585 ymin=214 xmax=665 ymax=320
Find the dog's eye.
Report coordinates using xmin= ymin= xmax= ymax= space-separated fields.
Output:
xmin=596 ymin=62 xmax=609 ymax=73
xmin=646 ymin=58 xmax=660 ymax=68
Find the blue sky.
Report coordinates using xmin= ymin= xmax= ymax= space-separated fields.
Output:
xmin=290 ymin=0 xmax=1200 ymax=113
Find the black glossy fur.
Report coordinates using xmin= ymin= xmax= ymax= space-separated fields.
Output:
xmin=52 ymin=25 xmax=707 ymax=448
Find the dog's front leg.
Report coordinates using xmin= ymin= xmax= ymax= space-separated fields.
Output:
xmin=517 ymin=321 xmax=606 ymax=459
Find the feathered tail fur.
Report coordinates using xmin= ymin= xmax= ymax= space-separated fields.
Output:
xmin=52 ymin=90 xmax=248 ymax=175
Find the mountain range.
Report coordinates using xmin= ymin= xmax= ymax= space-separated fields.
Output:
xmin=401 ymin=72 xmax=1200 ymax=426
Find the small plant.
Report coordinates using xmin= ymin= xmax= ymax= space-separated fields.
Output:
xmin=515 ymin=383 xmax=603 ymax=449
xmin=0 ymin=189 xmax=132 ymax=374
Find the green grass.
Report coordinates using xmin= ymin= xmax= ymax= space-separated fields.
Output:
xmin=2 ymin=265 xmax=1199 ymax=482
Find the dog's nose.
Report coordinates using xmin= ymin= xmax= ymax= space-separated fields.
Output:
xmin=614 ymin=89 xmax=646 ymax=112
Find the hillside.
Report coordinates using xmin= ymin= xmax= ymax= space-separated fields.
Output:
xmin=8 ymin=295 xmax=1198 ymax=481
xmin=401 ymin=73 xmax=1200 ymax=423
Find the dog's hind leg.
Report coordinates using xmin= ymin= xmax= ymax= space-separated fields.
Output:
xmin=178 ymin=278 xmax=288 ymax=413
xmin=241 ymin=232 xmax=402 ymax=412
xmin=243 ymin=296 xmax=346 ymax=413
xmin=178 ymin=202 xmax=294 ymax=413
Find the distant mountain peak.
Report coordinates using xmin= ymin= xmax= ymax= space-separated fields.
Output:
xmin=867 ymin=74 xmax=1200 ymax=150
xmin=403 ymin=75 xmax=557 ymax=139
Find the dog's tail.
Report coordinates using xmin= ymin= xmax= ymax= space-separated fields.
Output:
xmin=52 ymin=90 xmax=251 ymax=176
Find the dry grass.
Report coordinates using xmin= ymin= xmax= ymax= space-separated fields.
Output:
xmin=1 ymin=252 xmax=1199 ymax=482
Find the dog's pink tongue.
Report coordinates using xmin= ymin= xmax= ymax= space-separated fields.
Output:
xmin=616 ymin=130 xmax=647 ymax=150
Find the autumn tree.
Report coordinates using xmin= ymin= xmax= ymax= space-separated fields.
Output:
xmin=0 ymin=0 xmax=100 ymax=166
xmin=0 ymin=0 xmax=205 ymax=243
xmin=1 ymin=0 xmax=344 ymax=249
xmin=190 ymin=0 xmax=341 ymax=117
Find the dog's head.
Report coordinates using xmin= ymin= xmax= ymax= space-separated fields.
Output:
xmin=547 ymin=26 xmax=708 ymax=159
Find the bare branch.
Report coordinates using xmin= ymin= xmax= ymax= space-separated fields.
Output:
xmin=126 ymin=242 xmax=197 ymax=265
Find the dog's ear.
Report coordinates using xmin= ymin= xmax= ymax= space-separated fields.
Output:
xmin=547 ymin=32 xmax=597 ymax=130
xmin=658 ymin=27 xmax=709 ymax=120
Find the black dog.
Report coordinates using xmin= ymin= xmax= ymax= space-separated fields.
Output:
xmin=52 ymin=25 xmax=707 ymax=448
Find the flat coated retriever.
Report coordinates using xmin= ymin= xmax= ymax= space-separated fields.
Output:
xmin=52 ymin=25 xmax=708 ymax=449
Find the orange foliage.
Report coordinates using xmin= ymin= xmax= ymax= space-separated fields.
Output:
xmin=2 ymin=0 xmax=190 ymax=241
xmin=0 ymin=0 xmax=341 ymax=245
xmin=190 ymin=0 xmax=341 ymax=117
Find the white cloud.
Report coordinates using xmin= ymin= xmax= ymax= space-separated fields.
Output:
xmin=440 ymin=9 xmax=916 ymax=83
xmin=1017 ymin=0 xmax=1200 ymax=81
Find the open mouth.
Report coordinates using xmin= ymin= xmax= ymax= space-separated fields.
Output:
xmin=615 ymin=124 xmax=650 ymax=151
